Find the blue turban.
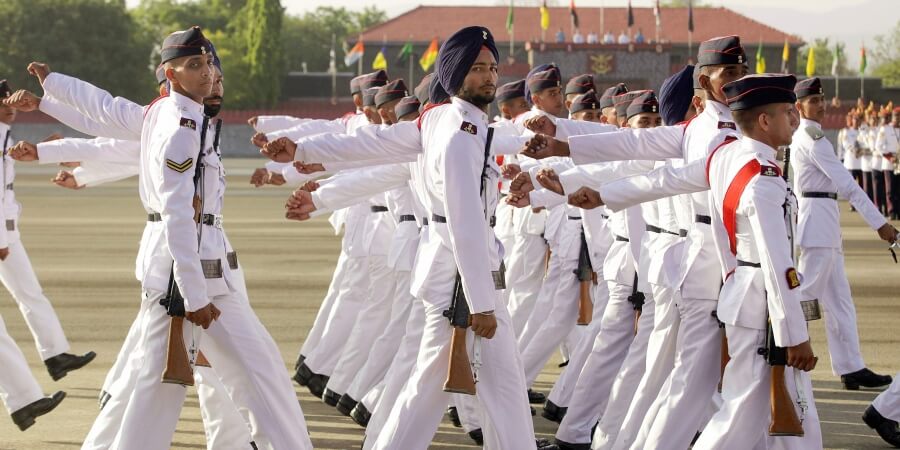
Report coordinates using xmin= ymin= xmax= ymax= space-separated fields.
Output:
xmin=436 ymin=26 xmax=499 ymax=96
xmin=658 ymin=65 xmax=695 ymax=125
xmin=524 ymin=63 xmax=560 ymax=106
xmin=207 ymin=40 xmax=222 ymax=74
xmin=428 ymin=69 xmax=451 ymax=104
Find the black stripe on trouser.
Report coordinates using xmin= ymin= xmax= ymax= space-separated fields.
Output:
xmin=432 ymin=214 xmax=496 ymax=227
xmin=801 ymin=192 xmax=837 ymax=200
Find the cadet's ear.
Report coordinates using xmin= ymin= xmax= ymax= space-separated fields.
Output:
xmin=698 ymin=73 xmax=712 ymax=92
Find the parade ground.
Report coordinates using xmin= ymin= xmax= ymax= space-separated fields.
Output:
xmin=0 ymin=158 xmax=897 ymax=450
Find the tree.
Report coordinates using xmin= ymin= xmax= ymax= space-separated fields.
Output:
xmin=282 ymin=6 xmax=387 ymax=74
xmin=871 ymin=20 xmax=900 ymax=87
xmin=0 ymin=0 xmax=155 ymax=103
xmin=796 ymin=38 xmax=851 ymax=77
xmin=244 ymin=0 xmax=284 ymax=107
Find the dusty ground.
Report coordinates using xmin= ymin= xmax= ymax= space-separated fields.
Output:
xmin=0 ymin=159 xmax=897 ymax=449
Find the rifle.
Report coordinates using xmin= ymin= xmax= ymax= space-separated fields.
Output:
xmin=766 ymin=145 xmax=804 ymax=436
xmin=160 ymin=115 xmax=210 ymax=386
xmin=442 ymin=127 xmax=495 ymax=395
xmin=574 ymin=228 xmax=594 ymax=325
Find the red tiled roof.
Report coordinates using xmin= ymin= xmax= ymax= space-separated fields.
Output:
xmin=360 ymin=6 xmax=803 ymax=45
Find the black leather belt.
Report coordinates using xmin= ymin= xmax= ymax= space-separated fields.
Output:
xmin=432 ymin=214 xmax=496 ymax=227
xmin=5 ymin=183 xmax=12 ymax=190
xmin=646 ymin=224 xmax=679 ymax=235
xmin=399 ymin=215 xmax=417 ymax=223
xmin=422 ymin=217 xmax=429 ymax=226
xmin=201 ymin=214 xmax=223 ymax=228
xmin=679 ymin=229 xmax=688 ymax=237
xmin=371 ymin=205 xmax=389 ymax=213
xmin=568 ymin=216 xmax=582 ymax=220
xmin=695 ymin=214 xmax=711 ymax=225
xmin=601 ymin=214 xmax=609 ymax=219
xmin=147 ymin=212 xmax=162 ymax=222
xmin=615 ymin=235 xmax=629 ymax=242
xmin=5 ymin=220 xmax=14 ymax=231
xmin=802 ymin=192 xmax=837 ymax=200
xmin=737 ymin=259 xmax=761 ymax=268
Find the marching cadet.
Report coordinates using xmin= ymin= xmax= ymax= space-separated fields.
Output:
xmin=564 ymin=74 xmax=595 ymax=111
xmin=876 ymin=104 xmax=900 ymax=219
xmin=860 ymin=109 xmax=876 ymax=202
xmin=523 ymin=36 xmax=751 ymax=450
xmin=598 ymin=83 xmax=628 ymax=125
xmin=792 ymin=77 xmax=895 ymax=390
xmin=838 ymin=112 xmax=864 ymax=196
xmin=0 ymin=80 xmax=96 ymax=383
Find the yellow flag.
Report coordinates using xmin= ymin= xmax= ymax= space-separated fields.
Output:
xmin=806 ymin=47 xmax=816 ymax=77
xmin=419 ymin=38 xmax=439 ymax=72
xmin=540 ymin=3 xmax=550 ymax=31
xmin=372 ymin=47 xmax=387 ymax=70
xmin=782 ymin=39 xmax=789 ymax=62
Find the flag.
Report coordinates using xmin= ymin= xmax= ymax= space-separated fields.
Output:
xmin=570 ymin=0 xmax=579 ymax=30
xmin=540 ymin=0 xmax=550 ymax=31
xmin=781 ymin=39 xmax=789 ymax=73
xmin=506 ymin=0 xmax=514 ymax=33
xmin=627 ymin=0 xmax=634 ymax=28
xmin=419 ymin=38 xmax=439 ymax=72
xmin=831 ymin=43 xmax=841 ymax=77
xmin=805 ymin=46 xmax=816 ymax=77
xmin=344 ymin=40 xmax=364 ymax=67
xmin=687 ymin=0 xmax=694 ymax=32
xmin=372 ymin=46 xmax=387 ymax=70
xmin=396 ymin=41 xmax=414 ymax=64
xmin=756 ymin=40 xmax=766 ymax=73
xmin=654 ymin=0 xmax=661 ymax=28
xmin=860 ymin=45 xmax=867 ymax=75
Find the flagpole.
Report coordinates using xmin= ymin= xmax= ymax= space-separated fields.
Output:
xmin=510 ymin=24 xmax=515 ymax=63
xmin=409 ymin=50 xmax=414 ymax=88
xmin=330 ymin=33 xmax=337 ymax=105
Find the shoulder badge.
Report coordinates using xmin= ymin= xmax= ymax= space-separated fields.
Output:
xmin=760 ymin=165 xmax=780 ymax=177
xmin=785 ymin=267 xmax=801 ymax=289
xmin=166 ymin=158 xmax=193 ymax=173
xmin=460 ymin=121 xmax=478 ymax=135
xmin=180 ymin=117 xmax=197 ymax=130
xmin=805 ymin=125 xmax=824 ymax=141
xmin=718 ymin=121 xmax=736 ymax=130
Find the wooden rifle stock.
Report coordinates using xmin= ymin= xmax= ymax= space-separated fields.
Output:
xmin=444 ymin=326 xmax=476 ymax=395
xmin=162 ymin=316 xmax=194 ymax=386
xmin=769 ymin=365 xmax=804 ymax=436
xmin=718 ymin=330 xmax=729 ymax=393
xmin=577 ymin=280 xmax=593 ymax=325
xmin=195 ymin=351 xmax=211 ymax=368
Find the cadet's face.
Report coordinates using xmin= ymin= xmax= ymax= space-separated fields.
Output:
xmin=628 ymin=113 xmax=662 ymax=129
xmin=602 ymin=107 xmax=617 ymax=125
xmin=458 ymin=48 xmax=498 ymax=108
xmin=762 ymin=103 xmax=800 ymax=147
xmin=572 ymin=109 xmax=603 ymax=122
xmin=565 ymin=93 xmax=579 ymax=110
xmin=533 ymin=87 xmax=564 ymax=117
xmin=797 ymin=94 xmax=825 ymax=123
xmin=702 ymin=64 xmax=749 ymax=103
xmin=500 ymin=97 xmax=529 ymax=120
xmin=364 ymin=105 xmax=382 ymax=124
xmin=378 ymin=98 xmax=401 ymax=125
xmin=353 ymin=93 xmax=363 ymax=109
xmin=167 ymin=54 xmax=214 ymax=103
xmin=0 ymin=104 xmax=16 ymax=124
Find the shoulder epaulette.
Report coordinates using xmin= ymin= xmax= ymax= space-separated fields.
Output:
xmin=805 ymin=126 xmax=824 ymax=141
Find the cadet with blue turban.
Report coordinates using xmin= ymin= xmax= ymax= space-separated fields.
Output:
xmin=658 ymin=65 xmax=697 ymax=125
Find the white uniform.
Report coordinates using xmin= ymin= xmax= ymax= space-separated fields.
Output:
xmin=874 ymin=373 xmax=900 ymax=423
xmin=253 ymin=115 xmax=308 ymax=134
xmin=373 ymin=98 xmax=535 ymax=450
xmin=0 ymin=123 xmax=72 ymax=362
xmin=792 ymin=119 xmax=887 ymax=376
xmin=837 ymin=127 xmax=861 ymax=171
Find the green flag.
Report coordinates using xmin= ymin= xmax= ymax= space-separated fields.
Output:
xmin=396 ymin=41 xmax=414 ymax=63
xmin=506 ymin=0 xmax=514 ymax=33
xmin=860 ymin=45 xmax=867 ymax=75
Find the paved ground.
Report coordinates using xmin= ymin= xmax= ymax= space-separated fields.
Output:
xmin=0 ymin=159 xmax=897 ymax=449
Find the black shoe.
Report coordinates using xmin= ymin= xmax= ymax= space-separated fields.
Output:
xmin=294 ymin=354 xmax=306 ymax=372
xmin=98 ymin=390 xmax=111 ymax=410
xmin=468 ymin=428 xmax=484 ymax=446
xmin=841 ymin=368 xmax=893 ymax=390
xmin=864 ymin=405 xmax=900 ymax=447
xmin=336 ymin=393 xmax=358 ymax=416
xmin=293 ymin=362 xmax=313 ymax=387
xmin=306 ymin=373 xmax=329 ymax=398
xmin=528 ymin=389 xmax=546 ymax=404
xmin=447 ymin=406 xmax=462 ymax=427
xmin=250 ymin=442 xmax=258 ymax=450
xmin=44 ymin=352 xmax=96 ymax=381
xmin=350 ymin=402 xmax=371 ymax=428
xmin=558 ymin=360 xmax=569 ymax=368
xmin=536 ymin=438 xmax=552 ymax=447
xmin=552 ymin=439 xmax=591 ymax=450
xmin=542 ymin=400 xmax=568 ymax=423
xmin=531 ymin=406 xmax=536 ymax=416
xmin=11 ymin=391 xmax=66 ymax=431
xmin=322 ymin=388 xmax=341 ymax=406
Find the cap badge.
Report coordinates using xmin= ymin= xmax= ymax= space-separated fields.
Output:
xmin=483 ymin=30 xmax=488 ymax=40
xmin=737 ymin=55 xmax=743 ymax=63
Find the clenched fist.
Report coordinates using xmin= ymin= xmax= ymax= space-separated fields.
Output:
xmin=27 ymin=62 xmax=51 ymax=84
xmin=509 ymin=172 xmax=534 ymax=195
xmin=521 ymin=134 xmax=569 ymax=160
xmin=52 ymin=170 xmax=82 ymax=189
xmin=285 ymin=189 xmax=317 ymax=221
xmin=568 ymin=187 xmax=603 ymax=210
xmin=9 ymin=141 xmax=38 ymax=161
xmin=260 ymin=137 xmax=297 ymax=162
xmin=524 ymin=115 xmax=556 ymax=136
xmin=3 ymin=90 xmax=41 ymax=112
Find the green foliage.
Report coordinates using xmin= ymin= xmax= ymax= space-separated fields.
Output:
xmin=871 ymin=20 xmax=900 ymax=87
xmin=283 ymin=6 xmax=387 ymax=73
xmin=796 ymin=38 xmax=851 ymax=76
xmin=244 ymin=0 xmax=284 ymax=108
xmin=0 ymin=0 xmax=155 ymax=103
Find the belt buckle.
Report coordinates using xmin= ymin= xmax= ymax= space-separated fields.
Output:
xmin=211 ymin=215 xmax=223 ymax=229
xmin=5 ymin=219 xmax=14 ymax=231
xmin=800 ymin=299 xmax=822 ymax=321
xmin=491 ymin=262 xmax=506 ymax=290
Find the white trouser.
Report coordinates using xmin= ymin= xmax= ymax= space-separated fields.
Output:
xmin=798 ymin=247 xmax=866 ymax=375
xmin=298 ymin=249 xmax=349 ymax=358
xmin=195 ymin=366 xmax=253 ymax=450
xmin=599 ymin=285 xmax=678 ymax=450
xmin=452 ymin=393 xmax=482 ymax=433
xmin=517 ymin=245 xmax=563 ymax=352
xmin=372 ymin=296 xmax=536 ymax=450
xmin=362 ymin=299 xmax=426 ymax=449
xmin=507 ymin=233 xmax=548 ymax=339
xmin=83 ymin=288 xmax=312 ymax=450
xmin=547 ymin=281 xmax=611 ymax=407
xmin=555 ymin=281 xmax=636 ymax=444
xmin=0 ymin=239 xmax=69 ymax=360
xmin=693 ymin=324 xmax=822 ymax=450
xmin=101 ymin=309 xmax=142 ymax=396
xmin=873 ymin=372 xmax=900 ymax=422
xmin=520 ymin=241 xmax=582 ymax=387
xmin=592 ymin=288 xmax=665 ymax=449
xmin=326 ymin=255 xmax=397 ymax=395
xmin=629 ymin=298 xmax=721 ymax=450
xmin=346 ymin=271 xmax=414 ymax=401
xmin=304 ymin=254 xmax=369 ymax=375
xmin=0 ymin=312 xmax=44 ymax=413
